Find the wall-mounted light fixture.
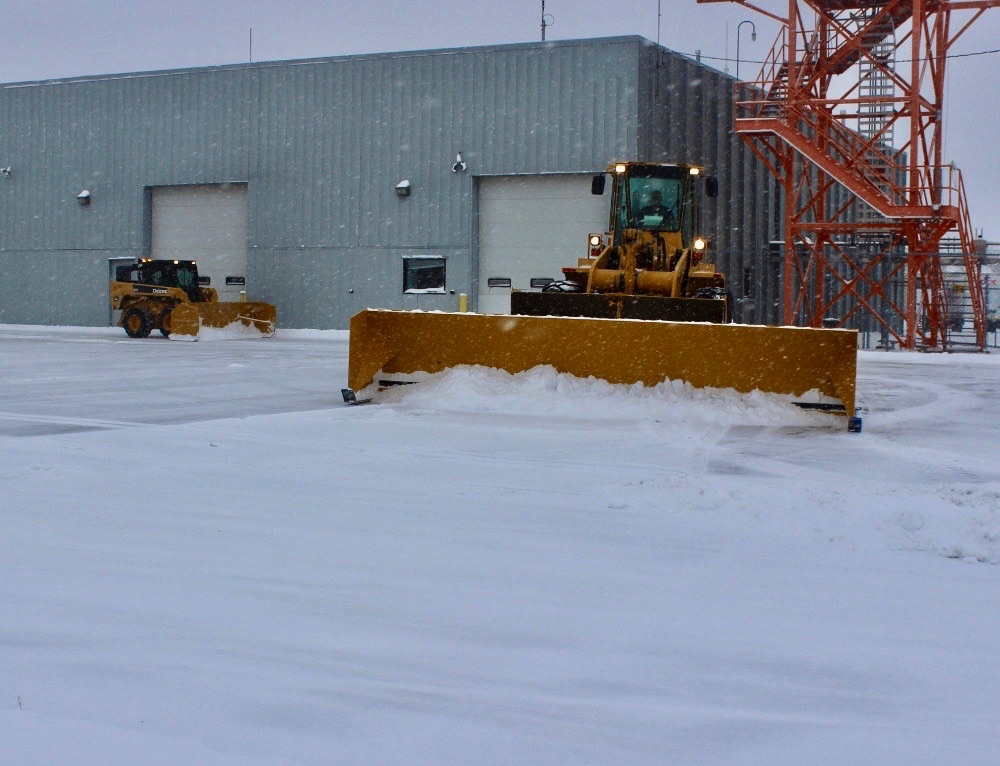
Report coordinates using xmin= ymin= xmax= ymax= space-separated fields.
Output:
xmin=395 ymin=179 xmax=411 ymax=197
xmin=77 ymin=189 xmax=91 ymax=205
xmin=451 ymin=152 xmax=467 ymax=173
xmin=0 ymin=166 xmax=11 ymax=177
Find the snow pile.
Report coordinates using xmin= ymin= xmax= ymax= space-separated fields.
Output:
xmin=193 ymin=320 xmax=274 ymax=341
xmin=887 ymin=485 xmax=1000 ymax=564
xmin=378 ymin=364 xmax=835 ymax=427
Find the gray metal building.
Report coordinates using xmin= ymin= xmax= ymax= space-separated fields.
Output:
xmin=0 ymin=36 xmax=779 ymax=329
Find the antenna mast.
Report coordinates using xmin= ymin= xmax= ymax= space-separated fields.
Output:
xmin=541 ymin=1 xmax=554 ymax=41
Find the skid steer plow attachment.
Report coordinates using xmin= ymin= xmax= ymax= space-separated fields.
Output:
xmin=168 ymin=302 xmax=277 ymax=340
xmin=343 ymin=309 xmax=858 ymax=420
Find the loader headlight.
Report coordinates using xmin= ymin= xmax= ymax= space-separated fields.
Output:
xmin=588 ymin=233 xmax=604 ymax=258
xmin=615 ymin=164 xmax=627 ymax=174
xmin=689 ymin=167 xmax=701 ymax=176
xmin=693 ymin=237 xmax=707 ymax=251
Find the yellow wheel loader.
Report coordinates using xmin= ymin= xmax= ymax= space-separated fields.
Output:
xmin=512 ymin=162 xmax=733 ymax=322
xmin=341 ymin=161 xmax=860 ymax=430
xmin=110 ymin=259 xmax=276 ymax=340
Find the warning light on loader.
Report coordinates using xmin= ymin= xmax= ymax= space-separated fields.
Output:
xmin=588 ymin=233 xmax=604 ymax=258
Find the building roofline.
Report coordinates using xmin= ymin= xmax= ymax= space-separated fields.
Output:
xmin=0 ymin=35 xmax=705 ymax=90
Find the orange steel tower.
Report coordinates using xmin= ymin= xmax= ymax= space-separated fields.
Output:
xmin=699 ymin=0 xmax=997 ymax=349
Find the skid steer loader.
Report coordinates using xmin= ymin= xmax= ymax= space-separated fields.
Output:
xmin=110 ymin=259 xmax=276 ymax=340
xmin=341 ymin=162 xmax=860 ymax=429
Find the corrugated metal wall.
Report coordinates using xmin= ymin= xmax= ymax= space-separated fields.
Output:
xmin=0 ymin=36 xmax=778 ymax=328
xmin=634 ymin=46 xmax=780 ymax=323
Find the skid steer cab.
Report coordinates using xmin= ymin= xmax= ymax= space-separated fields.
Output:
xmin=110 ymin=259 xmax=276 ymax=340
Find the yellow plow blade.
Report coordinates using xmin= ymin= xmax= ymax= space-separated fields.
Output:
xmin=168 ymin=302 xmax=276 ymax=340
xmin=345 ymin=309 xmax=858 ymax=418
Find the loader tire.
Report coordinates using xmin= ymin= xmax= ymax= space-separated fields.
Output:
xmin=122 ymin=307 xmax=153 ymax=338
xmin=157 ymin=306 xmax=175 ymax=337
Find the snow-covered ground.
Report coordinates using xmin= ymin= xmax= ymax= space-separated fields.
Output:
xmin=2 ymin=323 xmax=998 ymax=765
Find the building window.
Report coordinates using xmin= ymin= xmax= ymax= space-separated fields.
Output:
xmin=403 ymin=256 xmax=446 ymax=293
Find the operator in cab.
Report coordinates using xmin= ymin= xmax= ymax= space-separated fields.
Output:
xmin=638 ymin=189 xmax=676 ymax=230
xmin=640 ymin=190 xmax=671 ymax=218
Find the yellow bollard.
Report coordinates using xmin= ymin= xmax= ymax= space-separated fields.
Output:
xmin=240 ymin=290 xmax=247 ymax=302
xmin=459 ymin=293 xmax=468 ymax=312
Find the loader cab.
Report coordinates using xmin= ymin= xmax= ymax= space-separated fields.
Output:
xmin=596 ymin=162 xmax=712 ymax=250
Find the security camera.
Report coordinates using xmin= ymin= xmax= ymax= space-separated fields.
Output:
xmin=77 ymin=189 xmax=91 ymax=205
xmin=395 ymin=179 xmax=411 ymax=197
xmin=451 ymin=152 xmax=467 ymax=173
xmin=0 ymin=167 xmax=10 ymax=177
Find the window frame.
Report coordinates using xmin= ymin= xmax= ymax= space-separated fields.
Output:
xmin=402 ymin=255 xmax=447 ymax=294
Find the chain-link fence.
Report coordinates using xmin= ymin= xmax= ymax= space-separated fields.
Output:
xmin=978 ymin=254 xmax=1000 ymax=349
xmin=713 ymin=245 xmax=1000 ymax=349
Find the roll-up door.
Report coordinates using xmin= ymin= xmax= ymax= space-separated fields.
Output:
xmin=151 ymin=185 xmax=249 ymax=302
xmin=477 ymin=175 xmax=608 ymax=314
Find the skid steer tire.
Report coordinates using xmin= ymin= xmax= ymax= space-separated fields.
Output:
xmin=157 ymin=306 xmax=175 ymax=338
xmin=122 ymin=307 xmax=153 ymax=338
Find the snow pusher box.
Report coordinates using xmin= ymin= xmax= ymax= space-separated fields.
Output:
xmin=341 ymin=162 xmax=860 ymax=429
xmin=341 ymin=309 xmax=859 ymax=427
xmin=110 ymin=259 xmax=276 ymax=340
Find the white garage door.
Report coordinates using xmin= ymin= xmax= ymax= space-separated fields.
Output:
xmin=478 ymin=175 xmax=609 ymax=314
xmin=151 ymin=185 xmax=249 ymax=302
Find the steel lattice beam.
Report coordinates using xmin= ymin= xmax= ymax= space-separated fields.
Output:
xmin=700 ymin=0 xmax=997 ymax=349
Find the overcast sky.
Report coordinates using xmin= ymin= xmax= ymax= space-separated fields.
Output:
xmin=3 ymin=1 xmax=998 ymax=235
